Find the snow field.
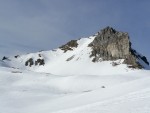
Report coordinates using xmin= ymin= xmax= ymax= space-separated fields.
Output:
xmin=0 ymin=66 xmax=150 ymax=113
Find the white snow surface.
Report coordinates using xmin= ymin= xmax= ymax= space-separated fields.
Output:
xmin=0 ymin=36 xmax=150 ymax=113
xmin=0 ymin=66 xmax=150 ymax=113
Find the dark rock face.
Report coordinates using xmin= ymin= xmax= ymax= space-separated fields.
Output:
xmin=38 ymin=54 xmax=42 ymax=57
xmin=66 ymin=55 xmax=75 ymax=61
xmin=2 ymin=56 xmax=8 ymax=60
xmin=35 ymin=59 xmax=45 ymax=66
xmin=141 ymin=56 xmax=149 ymax=65
xmin=25 ymin=54 xmax=45 ymax=67
xmin=14 ymin=55 xmax=19 ymax=58
xmin=59 ymin=40 xmax=78 ymax=52
xmin=25 ymin=58 xmax=34 ymax=67
xmin=89 ymin=26 xmax=149 ymax=68
xmin=25 ymin=58 xmax=45 ymax=67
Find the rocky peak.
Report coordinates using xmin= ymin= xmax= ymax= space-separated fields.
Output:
xmin=89 ymin=26 xmax=149 ymax=68
xmin=100 ymin=26 xmax=116 ymax=35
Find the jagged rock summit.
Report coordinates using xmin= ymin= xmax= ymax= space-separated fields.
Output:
xmin=89 ymin=26 xmax=149 ymax=68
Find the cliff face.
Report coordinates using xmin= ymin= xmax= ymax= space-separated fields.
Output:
xmin=89 ymin=27 xmax=149 ymax=68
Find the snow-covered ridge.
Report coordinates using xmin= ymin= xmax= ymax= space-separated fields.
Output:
xmin=1 ymin=27 xmax=150 ymax=75
xmin=1 ymin=36 xmax=128 ymax=75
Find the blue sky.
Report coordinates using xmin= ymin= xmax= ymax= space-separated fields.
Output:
xmin=0 ymin=0 xmax=150 ymax=61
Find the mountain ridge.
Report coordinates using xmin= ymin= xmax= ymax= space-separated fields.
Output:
xmin=1 ymin=27 xmax=149 ymax=75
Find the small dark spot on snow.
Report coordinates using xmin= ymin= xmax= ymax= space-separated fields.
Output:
xmin=101 ymin=86 xmax=105 ymax=88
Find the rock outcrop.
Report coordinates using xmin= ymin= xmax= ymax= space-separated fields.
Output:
xmin=59 ymin=40 xmax=78 ymax=52
xmin=25 ymin=58 xmax=45 ymax=67
xmin=25 ymin=58 xmax=34 ymax=67
xmin=35 ymin=59 xmax=45 ymax=66
xmin=89 ymin=26 xmax=149 ymax=68
xmin=2 ymin=56 xmax=9 ymax=61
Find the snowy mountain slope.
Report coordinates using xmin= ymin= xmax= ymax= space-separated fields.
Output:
xmin=1 ymin=27 xmax=149 ymax=76
xmin=0 ymin=66 xmax=150 ymax=113
xmin=52 ymin=88 xmax=150 ymax=113
xmin=0 ymin=36 xmax=125 ymax=75
xmin=2 ymin=36 xmax=149 ymax=75
xmin=0 ymin=27 xmax=150 ymax=113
